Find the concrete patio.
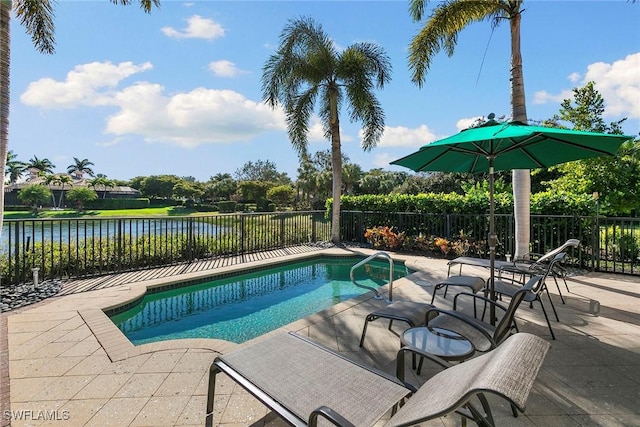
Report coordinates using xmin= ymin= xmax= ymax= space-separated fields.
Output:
xmin=1 ymin=247 xmax=639 ymax=426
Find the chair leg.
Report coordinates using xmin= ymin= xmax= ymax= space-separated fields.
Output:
xmin=553 ymin=275 xmax=566 ymax=304
xmin=536 ymin=296 xmax=556 ymax=340
xmin=359 ymin=316 xmax=373 ymax=347
xmin=543 ymin=285 xmax=560 ymax=322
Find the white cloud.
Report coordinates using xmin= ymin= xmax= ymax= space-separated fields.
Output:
xmin=532 ymin=89 xmax=573 ymax=105
xmin=568 ymin=72 xmax=581 ymax=83
xmin=161 ymin=15 xmax=225 ymax=40
xmin=105 ymin=84 xmax=286 ymax=147
xmin=376 ymin=124 xmax=438 ymax=148
xmin=456 ymin=116 xmax=482 ymax=131
xmin=533 ymin=52 xmax=640 ymax=119
xmin=21 ymin=61 xmax=286 ymax=148
xmin=208 ymin=60 xmax=247 ymax=78
xmin=20 ymin=61 xmax=152 ymax=109
xmin=373 ymin=152 xmax=399 ymax=169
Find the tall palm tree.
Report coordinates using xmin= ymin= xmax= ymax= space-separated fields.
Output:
xmin=5 ymin=149 xmax=26 ymax=184
xmin=89 ymin=176 xmax=115 ymax=198
xmin=41 ymin=173 xmax=58 ymax=207
xmin=67 ymin=157 xmax=95 ymax=179
xmin=408 ymin=0 xmax=531 ymax=258
xmin=262 ymin=17 xmax=392 ymax=243
xmin=0 ymin=0 xmax=160 ymax=237
xmin=56 ymin=174 xmax=73 ymax=207
xmin=27 ymin=155 xmax=55 ymax=177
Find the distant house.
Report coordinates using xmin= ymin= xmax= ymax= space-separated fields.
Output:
xmin=4 ymin=176 xmax=141 ymax=208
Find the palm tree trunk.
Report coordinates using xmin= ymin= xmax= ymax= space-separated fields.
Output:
xmin=0 ymin=0 xmax=11 ymax=238
xmin=509 ymin=10 xmax=531 ymax=259
xmin=329 ymin=91 xmax=342 ymax=243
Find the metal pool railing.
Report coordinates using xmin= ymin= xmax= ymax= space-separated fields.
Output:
xmin=2 ymin=210 xmax=640 ymax=285
xmin=1 ymin=211 xmax=331 ymax=285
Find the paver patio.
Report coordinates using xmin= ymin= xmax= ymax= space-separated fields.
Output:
xmin=2 ymin=247 xmax=639 ymax=426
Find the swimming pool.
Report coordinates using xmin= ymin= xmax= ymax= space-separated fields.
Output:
xmin=109 ymin=256 xmax=409 ymax=345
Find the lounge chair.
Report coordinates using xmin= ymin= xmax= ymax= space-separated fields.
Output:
xmin=424 ymin=276 xmax=541 ymax=354
xmin=359 ymin=300 xmax=435 ymax=348
xmin=206 ymin=331 xmax=549 ymax=427
xmin=448 ymin=238 xmax=579 ymax=302
xmin=492 ymin=253 xmax=569 ymax=340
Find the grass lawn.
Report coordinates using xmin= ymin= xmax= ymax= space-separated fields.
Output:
xmin=3 ymin=206 xmax=217 ymax=219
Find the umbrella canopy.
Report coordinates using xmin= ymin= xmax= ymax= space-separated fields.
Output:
xmin=391 ymin=119 xmax=630 ymax=173
xmin=391 ymin=118 xmax=632 ymax=323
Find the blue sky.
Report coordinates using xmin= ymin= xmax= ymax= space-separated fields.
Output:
xmin=8 ymin=1 xmax=640 ymax=182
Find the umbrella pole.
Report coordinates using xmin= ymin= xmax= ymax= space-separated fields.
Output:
xmin=488 ymin=158 xmax=497 ymax=325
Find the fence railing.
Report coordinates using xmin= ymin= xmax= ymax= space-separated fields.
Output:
xmin=1 ymin=211 xmax=331 ymax=285
xmin=1 ymin=210 xmax=639 ymax=285
xmin=340 ymin=211 xmax=640 ymax=275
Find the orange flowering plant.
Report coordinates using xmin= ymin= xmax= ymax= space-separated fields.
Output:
xmin=364 ymin=226 xmax=406 ymax=249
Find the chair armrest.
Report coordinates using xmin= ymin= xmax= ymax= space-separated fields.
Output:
xmin=423 ymin=306 xmax=498 ymax=349
xmin=309 ymin=406 xmax=356 ymax=427
xmin=396 ymin=345 xmax=451 ymax=383
xmin=452 ymin=291 xmax=509 ymax=317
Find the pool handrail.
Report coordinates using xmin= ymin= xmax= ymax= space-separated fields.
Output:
xmin=350 ymin=251 xmax=394 ymax=302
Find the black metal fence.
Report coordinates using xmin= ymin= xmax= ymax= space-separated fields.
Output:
xmin=341 ymin=211 xmax=640 ymax=275
xmin=1 ymin=210 xmax=639 ymax=285
xmin=1 ymin=211 xmax=331 ymax=285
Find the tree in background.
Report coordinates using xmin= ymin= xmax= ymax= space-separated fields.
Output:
xmin=267 ymin=185 xmax=295 ymax=209
xmin=408 ymin=0 xmax=531 ymax=258
xmin=542 ymin=82 xmax=639 ymax=214
xmin=5 ymin=150 xmax=26 ymax=184
xmin=67 ymin=157 xmax=95 ymax=179
xmin=27 ymin=155 xmax=54 ymax=178
xmin=56 ymin=173 xmax=73 ymax=208
xmin=234 ymin=160 xmax=290 ymax=184
xmin=66 ymin=187 xmax=98 ymax=211
xmin=262 ymin=16 xmax=391 ymax=243
xmin=89 ymin=176 xmax=116 ymax=199
xmin=140 ymin=175 xmax=180 ymax=200
xmin=18 ymin=184 xmax=52 ymax=213
xmin=0 ymin=0 xmax=160 ymax=236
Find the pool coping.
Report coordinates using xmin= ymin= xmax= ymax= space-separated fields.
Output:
xmin=80 ymin=247 xmax=428 ymax=362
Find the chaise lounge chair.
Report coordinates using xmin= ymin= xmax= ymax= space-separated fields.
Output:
xmin=206 ymin=331 xmax=549 ymax=427
xmin=448 ymin=238 xmax=579 ymax=302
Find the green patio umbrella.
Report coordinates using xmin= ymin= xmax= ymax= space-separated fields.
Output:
xmin=391 ymin=116 xmax=632 ymax=322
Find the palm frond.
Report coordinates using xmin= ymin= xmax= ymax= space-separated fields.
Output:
xmin=409 ymin=0 xmax=507 ymax=87
xmin=13 ymin=0 xmax=56 ymax=54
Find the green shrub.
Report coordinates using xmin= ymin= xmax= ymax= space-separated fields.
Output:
xmin=218 ymin=201 xmax=238 ymax=213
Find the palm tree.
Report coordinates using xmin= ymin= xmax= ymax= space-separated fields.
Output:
xmin=67 ymin=157 xmax=95 ymax=179
xmin=27 ymin=155 xmax=55 ymax=178
xmin=262 ymin=17 xmax=392 ymax=243
xmin=41 ymin=173 xmax=58 ymax=207
xmin=89 ymin=176 xmax=115 ymax=198
xmin=5 ymin=150 xmax=26 ymax=184
xmin=0 ymin=0 xmax=160 ymax=238
xmin=408 ymin=0 xmax=530 ymax=258
xmin=56 ymin=174 xmax=73 ymax=207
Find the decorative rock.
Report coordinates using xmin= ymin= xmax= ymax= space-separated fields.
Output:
xmin=0 ymin=280 xmax=63 ymax=312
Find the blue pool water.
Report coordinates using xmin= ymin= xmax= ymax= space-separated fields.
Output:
xmin=109 ymin=256 xmax=409 ymax=344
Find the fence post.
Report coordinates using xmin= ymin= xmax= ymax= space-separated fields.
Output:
xmin=311 ymin=212 xmax=317 ymax=242
xmin=240 ymin=214 xmax=246 ymax=258
xmin=13 ymin=223 xmax=20 ymax=285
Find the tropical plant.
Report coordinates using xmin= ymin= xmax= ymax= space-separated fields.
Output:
xmin=89 ymin=176 xmax=116 ymax=198
xmin=65 ymin=186 xmax=97 ymax=211
xmin=17 ymin=184 xmax=52 ymax=212
xmin=262 ymin=16 xmax=391 ymax=242
xmin=408 ymin=0 xmax=531 ymax=258
xmin=0 ymin=0 xmax=160 ymax=239
xmin=27 ymin=155 xmax=55 ymax=176
xmin=5 ymin=150 xmax=27 ymax=184
xmin=67 ymin=157 xmax=95 ymax=179
xmin=41 ymin=173 xmax=59 ymax=207
xmin=56 ymin=174 xmax=74 ymax=208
